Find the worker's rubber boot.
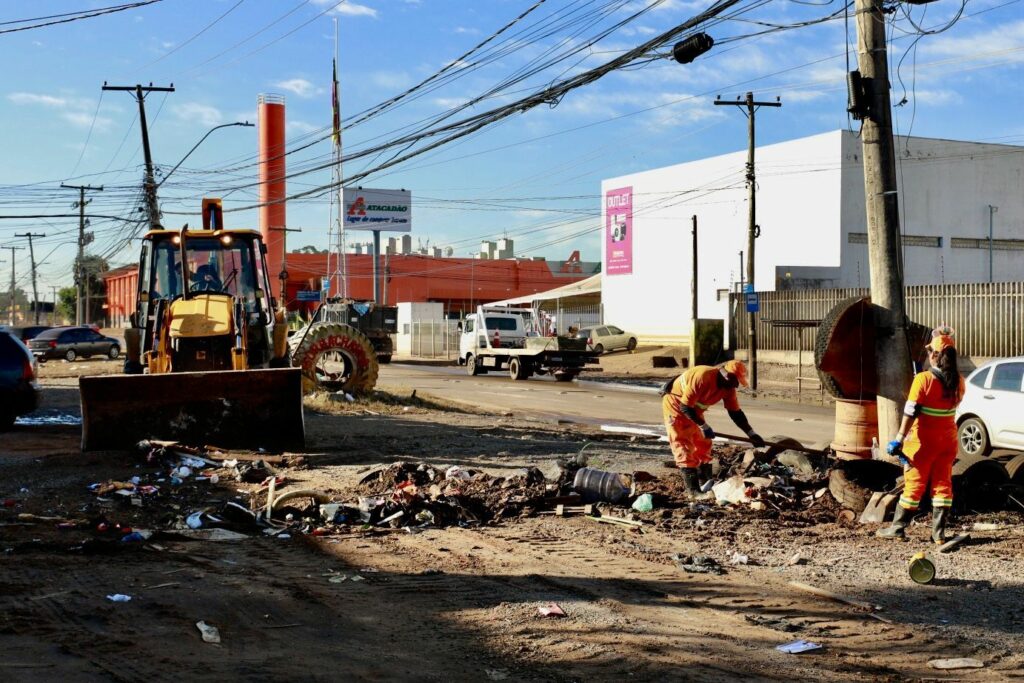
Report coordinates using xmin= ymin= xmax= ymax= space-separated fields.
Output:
xmin=681 ymin=468 xmax=712 ymax=501
xmin=931 ymin=507 xmax=950 ymax=545
xmin=697 ymin=463 xmax=714 ymax=488
xmin=875 ymin=505 xmax=911 ymax=539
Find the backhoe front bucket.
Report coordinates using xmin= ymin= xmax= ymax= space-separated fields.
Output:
xmin=80 ymin=368 xmax=305 ymax=451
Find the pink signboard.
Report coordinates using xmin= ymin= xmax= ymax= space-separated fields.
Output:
xmin=605 ymin=186 xmax=633 ymax=275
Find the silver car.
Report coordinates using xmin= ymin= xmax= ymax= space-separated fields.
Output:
xmin=575 ymin=325 xmax=638 ymax=355
xmin=956 ymin=357 xmax=1024 ymax=456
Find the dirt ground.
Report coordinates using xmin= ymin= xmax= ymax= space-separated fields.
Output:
xmin=2 ymin=358 xmax=1023 ymax=681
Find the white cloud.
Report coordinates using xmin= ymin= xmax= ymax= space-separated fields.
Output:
xmin=454 ymin=26 xmax=480 ymax=35
xmin=8 ymin=92 xmax=68 ymax=107
xmin=161 ymin=41 xmax=174 ymax=49
xmin=370 ymin=70 xmax=413 ymax=89
xmin=313 ymin=0 xmax=378 ymax=18
xmin=912 ymin=89 xmax=963 ymax=107
xmin=62 ymin=111 xmax=113 ymax=130
xmin=174 ymin=102 xmax=223 ymax=127
xmin=288 ymin=120 xmax=321 ymax=134
xmin=31 ymin=40 xmax=43 ymax=47
xmin=274 ymin=78 xmax=317 ymax=98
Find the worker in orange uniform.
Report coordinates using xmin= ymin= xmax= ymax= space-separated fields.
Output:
xmin=877 ymin=331 xmax=964 ymax=543
xmin=661 ymin=360 xmax=764 ymax=497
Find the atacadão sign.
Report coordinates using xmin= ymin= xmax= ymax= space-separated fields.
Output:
xmin=343 ymin=188 xmax=412 ymax=232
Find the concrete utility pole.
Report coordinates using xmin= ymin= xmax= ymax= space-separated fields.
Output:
xmin=102 ymin=83 xmax=175 ymax=230
xmin=14 ymin=233 xmax=45 ymax=323
xmin=988 ymin=205 xmax=998 ymax=283
xmin=50 ymin=285 xmax=59 ymax=326
xmin=2 ymin=245 xmax=25 ymax=325
xmin=690 ymin=215 xmax=698 ymax=368
xmin=853 ymin=0 xmax=912 ymax=440
xmin=61 ymin=183 xmax=103 ymax=325
xmin=715 ymin=92 xmax=781 ymax=391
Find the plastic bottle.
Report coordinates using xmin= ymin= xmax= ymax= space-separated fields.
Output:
xmin=871 ymin=437 xmax=880 ymax=460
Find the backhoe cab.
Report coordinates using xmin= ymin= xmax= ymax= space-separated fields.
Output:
xmin=80 ymin=199 xmax=304 ymax=451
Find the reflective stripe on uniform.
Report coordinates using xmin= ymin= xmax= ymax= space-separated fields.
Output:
xmin=919 ymin=406 xmax=956 ymax=417
xmin=695 ymin=402 xmax=709 ymax=410
xmin=932 ymin=496 xmax=954 ymax=507
xmin=899 ymin=496 xmax=920 ymax=510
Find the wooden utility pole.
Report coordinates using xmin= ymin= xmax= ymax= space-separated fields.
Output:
xmin=270 ymin=226 xmax=301 ymax=303
xmin=854 ymin=0 xmax=912 ymax=440
xmin=2 ymin=245 xmax=25 ymax=325
xmin=715 ymin=92 xmax=781 ymax=391
xmin=102 ymin=83 xmax=175 ymax=230
xmin=50 ymin=285 xmax=59 ymax=326
xmin=61 ymin=183 xmax=103 ymax=325
xmin=14 ymin=233 xmax=45 ymax=323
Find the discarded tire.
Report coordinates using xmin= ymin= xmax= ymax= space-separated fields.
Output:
xmin=952 ymin=452 xmax=1010 ymax=511
xmin=290 ymin=322 xmax=379 ymax=395
xmin=814 ymin=296 xmax=869 ymax=399
xmin=828 ymin=459 xmax=902 ymax=513
xmin=1005 ymin=453 xmax=1024 ymax=485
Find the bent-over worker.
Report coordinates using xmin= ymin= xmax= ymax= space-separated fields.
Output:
xmin=877 ymin=331 xmax=964 ymax=543
xmin=661 ymin=360 xmax=764 ymax=498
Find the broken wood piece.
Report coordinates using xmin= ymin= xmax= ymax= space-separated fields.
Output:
xmin=590 ymin=515 xmax=643 ymax=527
xmin=937 ymin=534 xmax=971 ymax=554
xmin=554 ymin=504 xmax=594 ymax=517
xmin=787 ymin=581 xmax=881 ymax=613
xmin=544 ymin=493 xmax=582 ymax=506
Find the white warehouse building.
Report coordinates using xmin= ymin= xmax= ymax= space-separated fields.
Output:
xmin=601 ymin=129 xmax=1024 ymax=344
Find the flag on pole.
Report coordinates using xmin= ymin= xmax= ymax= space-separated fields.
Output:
xmin=332 ymin=58 xmax=341 ymax=147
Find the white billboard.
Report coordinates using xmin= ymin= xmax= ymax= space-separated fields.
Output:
xmin=342 ymin=188 xmax=411 ymax=232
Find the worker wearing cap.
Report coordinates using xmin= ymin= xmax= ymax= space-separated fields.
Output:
xmin=878 ymin=332 xmax=964 ymax=543
xmin=662 ymin=360 xmax=765 ymax=498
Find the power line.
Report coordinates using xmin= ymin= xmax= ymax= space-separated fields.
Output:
xmin=0 ymin=1 xmax=162 ymax=35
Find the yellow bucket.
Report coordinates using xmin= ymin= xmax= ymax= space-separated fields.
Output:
xmin=908 ymin=551 xmax=936 ymax=585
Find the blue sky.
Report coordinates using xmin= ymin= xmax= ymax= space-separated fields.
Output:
xmin=1 ymin=0 xmax=1021 ymax=295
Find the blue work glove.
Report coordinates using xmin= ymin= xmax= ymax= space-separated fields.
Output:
xmin=700 ymin=424 xmax=715 ymax=440
xmin=886 ymin=439 xmax=911 ymax=467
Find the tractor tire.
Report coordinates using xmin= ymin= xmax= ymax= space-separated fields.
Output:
xmin=828 ymin=459 xmax=902 ymax=513
xmin=952 ymin=452 xmax=1009 ymax=511
xmin=814 ymin=296 xmax=869 ymax=400
xmin=290 ymin=323 xmax=378 ymax=396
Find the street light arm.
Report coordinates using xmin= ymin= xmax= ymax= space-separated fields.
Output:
xmin=156 ymin=121 xmax=253 ymax=189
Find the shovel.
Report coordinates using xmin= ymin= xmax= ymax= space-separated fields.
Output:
xmin=716 ymin=432 xmax=825 ymax=457
xmin=858 ymin=487 xmax=901 ymax=524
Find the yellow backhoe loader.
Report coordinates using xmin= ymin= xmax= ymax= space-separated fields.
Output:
xmin=80 ymin=199 xmax=304 ymax=451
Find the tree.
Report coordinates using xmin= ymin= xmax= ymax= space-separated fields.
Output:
xmin=0 ymin=287 xmax=29 ymax=325
xmin=296 ymin=245 xmax=327 ymax=255
xmin=57 ymin=287 xmax=77 ymax=324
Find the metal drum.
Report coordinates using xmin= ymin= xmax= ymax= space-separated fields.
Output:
xmin=573 ymin=467 xmax=630 ymax=504
xmin=831 ymin=399 xmax=878 ymax=460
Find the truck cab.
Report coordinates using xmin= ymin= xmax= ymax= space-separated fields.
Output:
xmin=459 ymin=309 xmax=528 ymax=362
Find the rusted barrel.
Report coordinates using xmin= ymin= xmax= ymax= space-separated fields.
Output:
xmin=573 ymin=467 xmax=630 ymax=503
xmin=831 ymin=399 xmax=878 ymax=460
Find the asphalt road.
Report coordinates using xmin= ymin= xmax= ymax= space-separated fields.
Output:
xmin=378 ymin=363 xmax=836 ymax=447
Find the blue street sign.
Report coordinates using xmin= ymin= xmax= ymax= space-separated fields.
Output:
xmin=296 ymin=290 xmax=322 ymax=302
xmin=744 ymin=284 xmax=758 ymax=312
xmin=321 ymin=277 xmax=330 ymax=291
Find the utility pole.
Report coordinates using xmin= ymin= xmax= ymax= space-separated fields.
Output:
xmin=988 ymin=205 xmax=998 ymax=283
xmin=269 ymin=226 xmax=301 ymax=304
xmin=50 ymin=285 xmax=59 ymax=326
xmin=715 ymin=92 xmax=781 ymax=391
xmin=690 ymin=215 xmax=698 ymax=368
xmin=852 ymin=0 xmax=912 ymax=441
xmin=102 ymin=83 xmax=175 ymax=230
xmin=14 ymin=233 xmax=45 ymax=323
xmin=61 ymin=183 xmax=103 ymax=325
xmin=2 ymin=245 xmax=25 ymax=325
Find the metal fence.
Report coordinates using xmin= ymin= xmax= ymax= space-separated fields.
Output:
xmin=542 ymin=303 xmax=603 ymax=336
xmin=730 ymin=281 xmax=1024 ymax=358
xmin=408 ymin=320 xmax=461 ymax=358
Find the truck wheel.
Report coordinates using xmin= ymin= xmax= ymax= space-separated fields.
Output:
xmin=509 ymin=357 xmax=530 ymax=381
xmin=553 ymin=371 xmax=576 ymax=382
xmin=291 ymin=323 xmax=379 ymax=395
xmin=378 ymin=354 xmax=392 ymax=364
xmin=466 ymin=354 xmax=483 ymax=376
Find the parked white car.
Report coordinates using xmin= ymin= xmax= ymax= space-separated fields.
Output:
xmin=956 ymin=357 xmax=1024 ymax=456
xmin=575 ymin=325 xmax=637 ymax=354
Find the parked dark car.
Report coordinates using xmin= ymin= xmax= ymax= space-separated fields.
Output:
xmin=2 ymin=326 xmax=53 ymax=343
xmin=28 ymin=326 xmax=121 ymax=362
xmin=0 ymin=330 xmax=39 ymax=430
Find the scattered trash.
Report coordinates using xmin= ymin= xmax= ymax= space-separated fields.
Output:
xmin=928 ymin=658 xmax=984 ymax=670
xmin=186 ymin=512 xmax=204 ymax=529
xmin=173 ymin=529 xmax=249 ymax=541
xmin=789 ymin=552 xmax=807 ymax=566
xmin=673 ymin=554 xmax=724 ymax=574
xmin=971 ymin=522 xmax=1003 ymax=531
xmin=349 ymin=575 xmax=365 ymax=582
xmin=730 ymin=552 xmax=749 ymax=565
xmin=776 ymin=639 xmax=822 ymax=654
xmin=631 ymin=493 xmax=654 ymax=512
xmin=537 ymin=603 xmax=566 ymax=617
xmin=106 ymin=594 xmax=132 ymax=602
xmin=196 ymin=621 xmax=221 ymax=644
xmin=937 ymin=534 xmax=971 ymax=554
xmin=445 ymin=465 xmax=472 ymax=481
xmin=328 ymin=575 xmax=348 ymax=583
xmin=573 ymin=467 xmax=630 ymax=504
